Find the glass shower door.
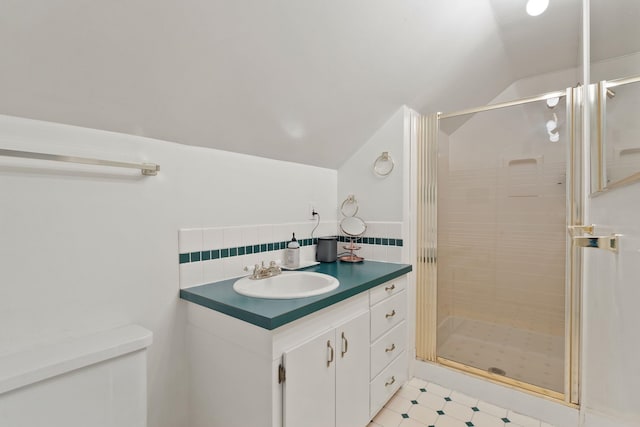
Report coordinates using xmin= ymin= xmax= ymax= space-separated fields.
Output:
xmin=435 ymin=96 xmax=568 ymax=395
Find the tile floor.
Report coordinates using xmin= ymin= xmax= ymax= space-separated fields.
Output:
xmin=437 ymin=317 xmax=564 ymax=392
xmin=368 ymin=378 xmax=554 ymax=427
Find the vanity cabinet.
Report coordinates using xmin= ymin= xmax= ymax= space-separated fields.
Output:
xmin=185 ymin=274 xmax=408 ymax=427
xmin=283 ymin=311 xmax=369 ymax=427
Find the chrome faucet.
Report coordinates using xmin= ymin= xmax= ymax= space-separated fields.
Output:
xmin=245 ymin=260 xmax=282 ymax=280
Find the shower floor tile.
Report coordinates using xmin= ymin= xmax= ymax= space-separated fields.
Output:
xmin=437 ymin=317 xmax=564 ymax=392
xmin=368 ymin=380 xmax=555 ymax=427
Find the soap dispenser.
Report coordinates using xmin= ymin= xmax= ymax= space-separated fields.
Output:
xmin=284 ymin=233 xmax=300 ymax=268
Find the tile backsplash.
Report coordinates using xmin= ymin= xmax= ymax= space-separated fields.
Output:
xmin=178 ymin=220 xmax=405 ymax=289
xmin=340 ymin=221 xmax=404 ymax=264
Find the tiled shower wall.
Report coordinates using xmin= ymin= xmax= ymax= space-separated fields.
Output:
xmin=178 ymin=220 xmax=404 ymax=288
xmin=438 ymin=154 xmax=566 ymax=337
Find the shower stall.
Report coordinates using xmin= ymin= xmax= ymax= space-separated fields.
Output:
xmin=415 ymin=87 xmax=583 ymax=404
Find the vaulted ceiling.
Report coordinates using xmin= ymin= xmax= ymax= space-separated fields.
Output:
xmin=4 ymin=0 xmax=630 ymax=169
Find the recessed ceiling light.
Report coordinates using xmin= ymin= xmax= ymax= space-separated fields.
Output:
xmin=526 ymin=0 xmax=549 ymax=16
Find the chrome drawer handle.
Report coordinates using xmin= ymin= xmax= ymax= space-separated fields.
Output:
xmin=385 ymin=376 xmax=396 ymax=387
xmin=385 ymin=309 xmax=396 ymax=319
xmin=385 ymin=284 xmax=395 ymax=292
xmin=385 ymin=343 xmax=396 ymax=353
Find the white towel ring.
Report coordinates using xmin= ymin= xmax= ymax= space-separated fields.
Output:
xmin=373 ymin=152 xmax=394 ymax=177
xmin=340 ymin=194 xmax=359 ymax=217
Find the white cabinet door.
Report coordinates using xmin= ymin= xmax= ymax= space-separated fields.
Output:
xmin=335 ymin=311 xmax=370 ymax=427
xmin=283 ymin=329 xmax=336 ymax=427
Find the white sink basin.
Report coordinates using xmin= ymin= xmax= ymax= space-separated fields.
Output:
xmin=233 ymin=271 xmax=339 ymax=299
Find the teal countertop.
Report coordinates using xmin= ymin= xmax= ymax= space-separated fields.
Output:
xmin=179 ymin=260 xmax=412 ymax=330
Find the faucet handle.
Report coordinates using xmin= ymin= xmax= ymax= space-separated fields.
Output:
xmin=244 ymin=264 xmax=260 ymax=271
xmin=268 ymin=260 xmax=282 ymax=275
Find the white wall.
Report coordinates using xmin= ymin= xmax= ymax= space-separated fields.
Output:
xmin=580 ymin=38 xmax=640 ymax=427
xmin=336 ymin=106 xmax=412 ymax=265
xmin=338 ymin=106 xmax=407 ymax=223
xmin=0 ymin=114 xmax=337 ymax=427
xmin=581 ymin=184 xmax=640 ymax=427
xmin=591 ymin=50 xmax=640 ymax=83
xmin=576 ymin=26 xmax=640 ymax=425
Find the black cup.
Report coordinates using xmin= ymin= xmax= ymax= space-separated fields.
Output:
xmin=316 ymin=236 xmax=337 ymax=262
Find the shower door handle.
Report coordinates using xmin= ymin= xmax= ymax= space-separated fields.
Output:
xmin=569 ymin=224 xmax=619 ymax=253
xmin=573 ymin=234 xmax=620 ymax=253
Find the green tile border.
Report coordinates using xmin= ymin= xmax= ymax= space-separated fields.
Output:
xmin=179 ymin=235 xmax=403 ymax=264
xmin=337 ymin=235 xmax=402 ymax=247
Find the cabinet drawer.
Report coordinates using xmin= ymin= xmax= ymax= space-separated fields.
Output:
xmin=370 ymin=350 xmax=407 ymax=417
xmin=370 ymin=320 xmax=406 ymax=380
xmin=370 ymin=291 xmax=406 ymax=342
xmin=369 ymin=279 xmax=406 ymax=307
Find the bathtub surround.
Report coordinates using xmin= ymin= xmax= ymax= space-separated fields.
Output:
xmin=0 ymin=114 xmax=337 ymax=427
